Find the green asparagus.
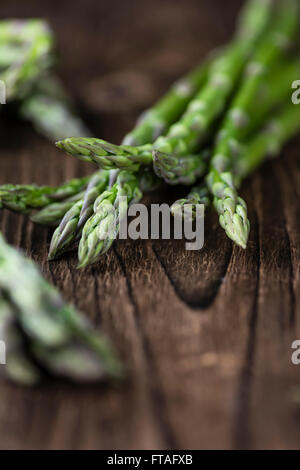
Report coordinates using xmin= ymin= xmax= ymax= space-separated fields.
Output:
xmin=31 ymin=190 xmax=86 ymax=226
xmin=0 ymin=176 xmax=90 ymax=214
xmin=78 ymin=171 xmax=142 ymax=268
xmin=0 ymin=20 xmax=54 ymax=101
xmin=0 ymin=290 xmax=41 ymax=386
xmin=0 ymin=233 xmax=122 ymax=383
xmin=152 ymin=148 xmax=209 ymax=185
xmin=48 ymin=171 xmax=109 ymax=259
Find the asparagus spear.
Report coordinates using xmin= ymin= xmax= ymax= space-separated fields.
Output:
xmin=30 ymin=190 xmax=86 ymax=226
xmin=56 ymin=0 xmax=275 ymax=168
xmin=0 ymin=176 xmax=90 ymax=214
xmin=153 ymin=149 xmax=209 ymax=185
xmin=78 ymin=171 xmax=142 ymax=268
xmin=207 ymin=0 xmax=299 ymax=249
xmin=0 ymin=233 xmax=122 ymax=383
xmin=48 ymin=171 xmax=109 ymax=259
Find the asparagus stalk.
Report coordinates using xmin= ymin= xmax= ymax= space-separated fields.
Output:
xmin=207 ymin=0 xmax=299 ymax=248
xmin=0 ymin=233 xmax=122 ymax=383
xmin=152 ymin=149 xmax=209 ymax=185
xmin=78 ymin=171 xmax=142 ymax=268
xmin=0 ymin=176 xmax=90 ymax=214
xmin=57 ymin=0 xmax=275 ymax=170
xmin=30 ymin=190 xmax=86 ymax=226
xmin=48 ymin=171 xmax=109 ymax=259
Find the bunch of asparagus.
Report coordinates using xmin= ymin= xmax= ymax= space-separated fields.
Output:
xmin=2 ymin=0 xmax=300 ymax=269
xmin=52 ymin=0 xmax=300 ymax=259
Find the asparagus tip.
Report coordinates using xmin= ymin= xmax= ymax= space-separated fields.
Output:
xmin=56 ymin=139 xmax=66 ymax=150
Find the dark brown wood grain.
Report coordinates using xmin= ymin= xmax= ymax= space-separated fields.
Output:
xmin=0 ymin=0 xmax=300 ymax=450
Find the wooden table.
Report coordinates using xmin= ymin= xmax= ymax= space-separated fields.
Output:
xmin=0 ymin=0 xmax=300 ymax=450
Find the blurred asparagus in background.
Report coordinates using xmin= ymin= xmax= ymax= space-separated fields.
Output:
xmin=20 ymin=74 xmax=91 ymax=141
xmin=0 ymin=176 xmax=90 ymax=213
xmin=0 ymin=19 xmax=54 ymax=101
xmin=0 ymin=233 xmax=122 ymax=385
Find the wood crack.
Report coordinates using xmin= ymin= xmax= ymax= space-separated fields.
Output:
xmin=152 ymin=240 xmax=233 ymax=310
xmin=113 ymin=245 xmax=178 ymax=449
xmin=233 ymin=208 xmax=260 ymax=449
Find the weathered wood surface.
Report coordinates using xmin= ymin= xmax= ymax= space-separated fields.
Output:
xmin=0 ymin=0 xmax=300 ymax=450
